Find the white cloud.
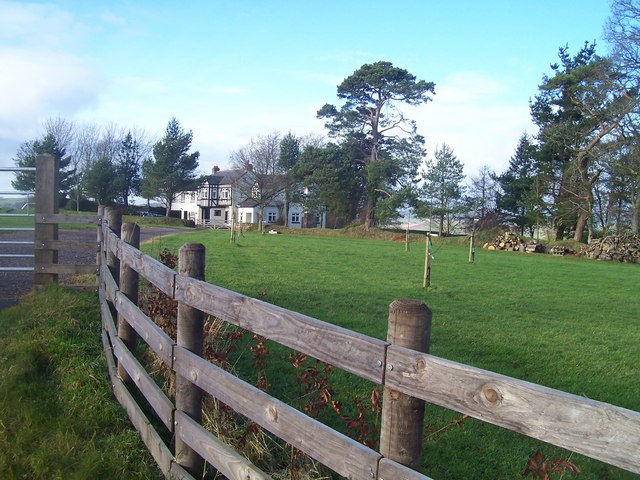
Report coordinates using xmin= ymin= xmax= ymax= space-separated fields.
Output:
xmin=0 ymin=46 xmax=105 ymax=138
xmin=0 ymin=1 xmax=87 ymax=48
xmin=412 ymin=71 xmax=537 ymax=177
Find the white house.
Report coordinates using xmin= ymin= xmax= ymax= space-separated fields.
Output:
xmin=172 ymin=166 xmax=326 ymax=229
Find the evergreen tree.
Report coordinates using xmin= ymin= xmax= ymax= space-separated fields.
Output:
xmin=418 ymin=144 xmax=465 ymax=236
xmin=12 ymin=133 xmax=75 ymax=201
xmin=496 ymin=134 xmax=540 ymax=235
xmin=317 ymin=61 xmax=434 ymax=229
xmin=141 ymin=118 xmax=200 ymax=216
xmin=115 ymin=131 xmax=143 ymax=207
xmin=83 ymin=157 xmax=119 ymax=205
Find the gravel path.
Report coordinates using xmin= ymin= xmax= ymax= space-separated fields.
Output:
xmin=0 ymin=227 xmax=184 ymax=309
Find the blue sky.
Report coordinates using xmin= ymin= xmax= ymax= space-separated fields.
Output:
xmin=0 ymin=1 xmax=613 ymax=193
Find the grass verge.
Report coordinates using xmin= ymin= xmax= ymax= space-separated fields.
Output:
xmin=0 ymin=285 xmax=161 ymax=479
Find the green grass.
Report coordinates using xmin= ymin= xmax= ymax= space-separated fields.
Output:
xmin=144 ymin=229 xmax=640 ymax=480
xmin=0 ymin=285 xmax=162 ymax=479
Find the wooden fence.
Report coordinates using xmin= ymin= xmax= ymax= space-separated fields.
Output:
xmin=20 ymin=155 xmax=640 ymax=479
xmin=95 ymin=208 xmax=640 ymax=479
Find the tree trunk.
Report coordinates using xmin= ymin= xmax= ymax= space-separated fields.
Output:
xmin=632 ymin=196 xmax=640 ymax=235
xmin=574 ymin=210 xmax=588 ymax=243
xmin=364 ymin=196 xmax=375 ymax=231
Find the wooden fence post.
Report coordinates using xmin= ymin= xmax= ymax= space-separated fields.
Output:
xmin=380 ymin=299 xmax=432 ymax=469
xmin=175 ymin=243 xmax=206 ymax=475
xmin=97 ymin=205 xmax=105 ymax=268
xmin=104 ymin=207 xmax=122 ymax=324
xmin=104 ymin=207 xmax=122 ymax=285
xmin=34 ymin=153 xmax=58 ymax=286
xmin=117 ymin=222 xmax=140 ymax=386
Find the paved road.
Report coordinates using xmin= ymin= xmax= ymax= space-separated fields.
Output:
xmin=0 ymin=226 xmax=184 ymax=310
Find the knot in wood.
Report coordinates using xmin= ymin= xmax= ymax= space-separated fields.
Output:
xmin=415 ymin=358 xmax=427 ymax=372
xmin=267 ymin=406 xmax=278 ymax=423
xmin=480 ymin=383 xmax=503 ymax=407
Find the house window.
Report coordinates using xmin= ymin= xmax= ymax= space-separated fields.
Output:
xmin=190 ymin=192 xmax=196 ymax=202
xmin=220 ymin=188 xmax=230 ymax=199
xmin=291 ymin=212 xmax=300 ymax=224
xmin=214 ymin=209 xmax=222 ymax=217
xmin=267 ymin=211 xmax=277 ymax=222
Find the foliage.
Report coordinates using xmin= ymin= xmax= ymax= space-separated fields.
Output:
xmin=418 ymin=143 xmax=465 ymax=235
xmin=115 ymin=131 xmax=144 ymax=207
xmin=531 ymin=42 xmax=637 ymax=241
xmin=496 ymin=133 xmax=541 ymax=235
xmin=523 ymin=451 xmax=581 ymax=480
xmin=11 ymin=133 xmax=75 ymax=199
xmin=317 ymin=61 xmax=434 ymax=228
xmin=142 ymin=117 xmax=200 ymax=215
xmin=295 ymin=142 xmax=364 ymax=227
xmin=83 ymin=156 xmax=120 ymax=205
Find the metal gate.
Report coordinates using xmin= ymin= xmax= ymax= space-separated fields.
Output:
xmin=0 ymin=166 xmax=35 ymax=307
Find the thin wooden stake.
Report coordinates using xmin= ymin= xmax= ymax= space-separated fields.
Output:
xmin=469 ymin=232 xmax=475 ymax=263
xmin=423 ymin=234 xmax=431 ymax=288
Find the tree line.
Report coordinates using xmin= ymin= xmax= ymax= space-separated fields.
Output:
xmin=12 ymin=0 xmax=640 ymax=240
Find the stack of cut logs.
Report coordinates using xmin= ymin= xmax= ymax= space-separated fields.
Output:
xmin=579 ymin=233 xmax=640 ymax=263
xmin=482 ymin=231 xmax=542 ymax=252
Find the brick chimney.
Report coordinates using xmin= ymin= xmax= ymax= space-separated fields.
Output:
xmin=212 ymin=166 xmax=220 ymax=173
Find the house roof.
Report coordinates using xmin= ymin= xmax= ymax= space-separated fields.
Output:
xmin=204 ymin=169 xmax=246 ymax=186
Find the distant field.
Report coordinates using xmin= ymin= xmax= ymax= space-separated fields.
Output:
xmin=144 ymin=229 xmax=640 ymax=480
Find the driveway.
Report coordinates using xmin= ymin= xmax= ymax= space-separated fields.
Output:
xmin=0 ymin=226 xmax=184 ymax=310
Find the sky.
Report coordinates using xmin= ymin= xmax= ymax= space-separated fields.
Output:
xmin=0 ymin=0 xmax=614 ymax=195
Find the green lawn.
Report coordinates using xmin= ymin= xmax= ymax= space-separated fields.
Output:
xmin=145 ymin=229 xmax=640 ymax=480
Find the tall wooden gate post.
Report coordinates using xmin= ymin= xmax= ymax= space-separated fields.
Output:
xmin=104 ymin=207 xmax=122 ymax=285
xmin=175 ymin=243 xmax=206 ymax=475
xmin=34 ymin=153 xmax=58 ymax=286
xmin=380 ymin=299 xmax=432 ymax=469
xmin=117 ymin=223 xmax=140 ymax=386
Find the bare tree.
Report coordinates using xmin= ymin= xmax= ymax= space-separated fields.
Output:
xmin=230 ymin=132 xmax=288 ymax=231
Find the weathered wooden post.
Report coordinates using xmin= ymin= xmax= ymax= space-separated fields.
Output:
xmin=117 ymin=223 xmax=140 ymax=386
xmin=380 ymin=299 xmax=432 ymax=469
xmin=175 ymin=243 xmax=205 ymax=475
xmin=34 ymin=153 xmax=58 ymax=286
xmin=97 ymin=205 xmax=105 ymax=266
xmin=104 ymin=207 xmax=122 ymax=325
xmin=104 ymin=207 xmax=122 ymax=285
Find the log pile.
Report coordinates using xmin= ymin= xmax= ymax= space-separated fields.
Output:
xmin=482 ymin=231 xmax=543 ymax=252
xmin=579 ymin=233 xmax=640 ymax=263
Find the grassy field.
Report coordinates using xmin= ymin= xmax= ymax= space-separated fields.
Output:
xmin=143 ymin=229 xmax=640 ymax=479
xmin=0 ymin=286 xmax=162 ymax=479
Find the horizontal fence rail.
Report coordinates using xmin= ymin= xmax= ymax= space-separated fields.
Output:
xmin=94 ymin=211 xmax=640 ymax=480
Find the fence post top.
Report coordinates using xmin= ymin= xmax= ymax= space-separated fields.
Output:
xmin=179 ymin=243 xmax=205 ymax=252
xmin=389 ymin=298 xmax=429 ymax=313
